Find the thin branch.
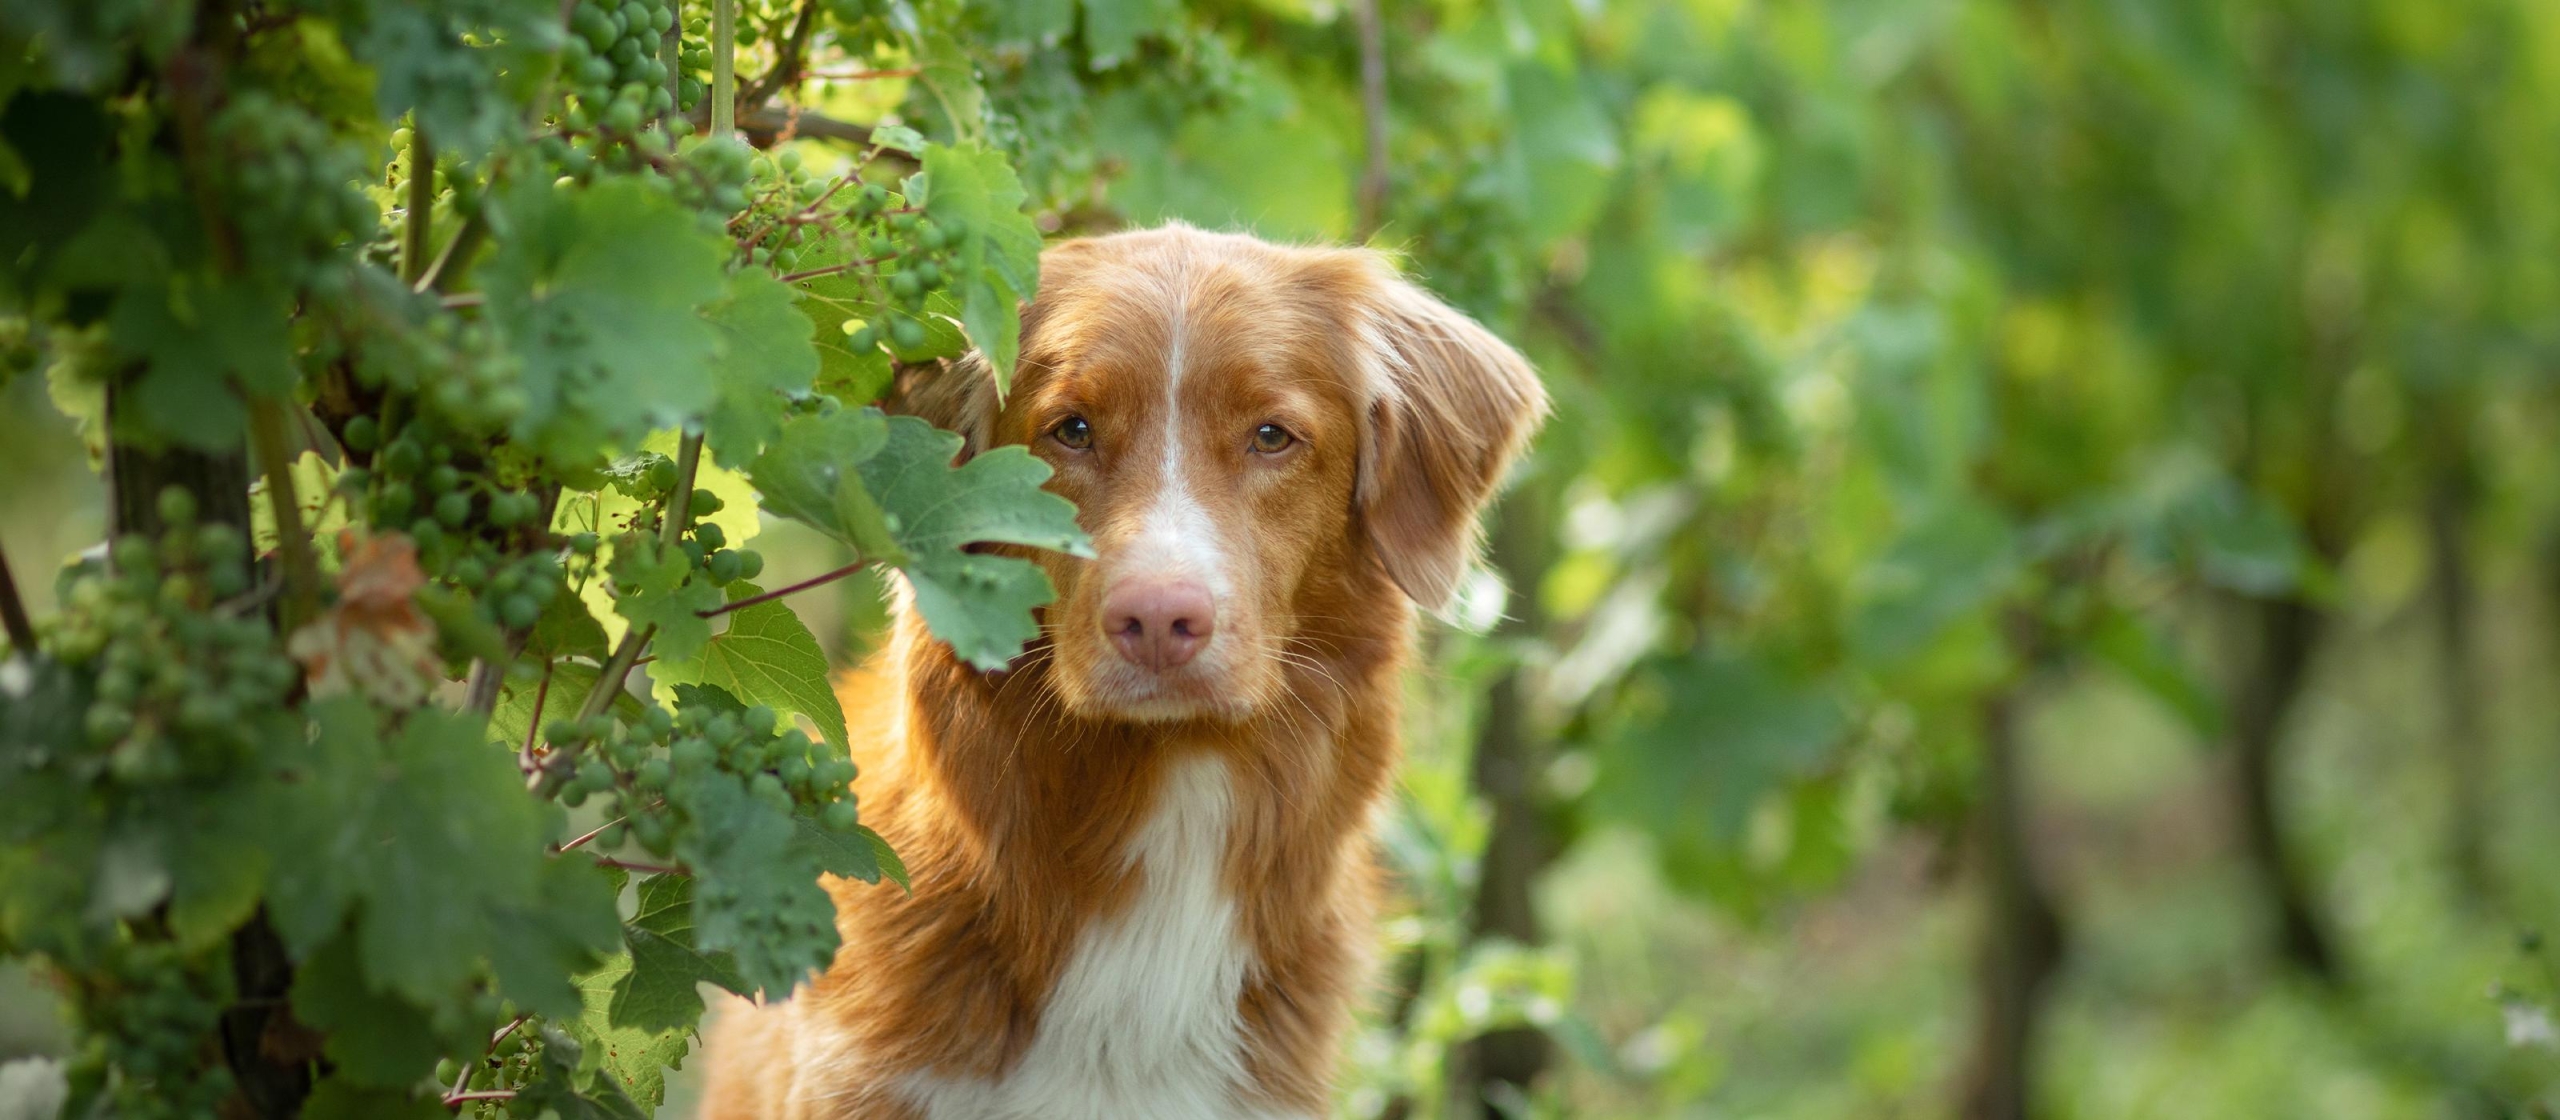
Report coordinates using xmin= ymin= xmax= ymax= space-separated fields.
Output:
xmin=557 ymin=814 xmax=626 ymax=853
xmin=0 ymin=539 xmax=35 ymax=652
xmin=773 ymin=254 xmax=897 ymax=285
xmin=399 ymin=125 xmax=435 ymax=285
xmin=736 ymin=0 xmax=819 ymax=109
xmin=592 ymin=855 xmax=686 ymax=876
xmin=518 ymin=661 xmax=553 ymax=775
xmin=245 ymin=395 xmax=323 ymax=631
xmin=444 ymin=1089 xmax=516 ymax=1107
xmin=414 ymin=211 xmax=483 ymax=293
xmin=576 ymin=625 xmax=651 ymax=723
xmin=570 ymin=430 xmax=700 ymax=724
xmin=440 ymin=292 xmax=485 ymax=309
xmin=698 ymin=559 xmax=868 ymax=617
xmin=1353 ymin=0 xmax=1389 ymax=238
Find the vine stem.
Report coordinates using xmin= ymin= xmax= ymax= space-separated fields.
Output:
xmin=711 ymin=0 xmax=736 ymax=139
xmin=517 ymin=661 xmax=553 ymax=775
xmin=571 ymin=430 xmax=703 ymax=723
xmin=697 ymin=558 xmax=868 ymax=618
xmin=399 ymin=125 xmax=434 ymax=285
xmin=244 ymin=396 xmax=323 ymax=631
xmin=0 ymin=539 xmax=35 ymax=652
xmin=443 ymin=1089 xmax=516 ymax=1106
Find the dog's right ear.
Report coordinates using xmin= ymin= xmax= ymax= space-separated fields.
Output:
xmin=888 ymin=354 xmax=999 ymax=461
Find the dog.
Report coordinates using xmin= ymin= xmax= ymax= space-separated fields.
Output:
xmin=699 ymin=223 xmax=1548 ymax=1119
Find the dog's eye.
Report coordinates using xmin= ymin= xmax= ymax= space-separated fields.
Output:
xmin=1052 ymin=416 xmax=1093 ymax=451
xmin=1251 ymin=423 xmax=1294 ymax=454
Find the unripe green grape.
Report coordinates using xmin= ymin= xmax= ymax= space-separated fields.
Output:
xmin=571 ymin=531 xmax=602 ymax=554
xmin=846 ymin=323 xmax=877 ymax=352
xmin=751 ymin=772 xmax=790 ymax=811
xmin=383 ymin=438 xmax=425 ymax=476
xmin=672 ymin=737 xmax=712 ymax=773
xmin=690 ymin=488 xmax=723 ymax=516
xmin=693 ymin=521 xmax=725 ymax=551
xmin=427 ymin=464 xmax=462 ymax=492
xmin=646 ymin=457 xmax=678 ymax=494
xmin=822 ymin=799 xmax=860 ymax=831
xmin=735 ymin=550 xmax=764 ymax=580
xmin=409 ymin=518 xmax=445 ymax=553
xmin=890 ymin=317 xmax=925 ymax=350
xmin=637 ymin=758 xmax=669 ymax=790
xmin=156 ymin=487 xmax=198 ymax=528
xmin=604 ymin=99 xmax=642 ymax=133
xmin=435 ymin=491 xmax=473 ymax=528
xmin=887 ymin=271 xmax=920 ymax=300
xmin=499 ymin=594 xmax=540 ymax=629
xmin=743 ymin=706 xmax=779 ymax=738
xmin=342 ymin=414 xmax=380 ymax=452
xmin=913 ymin=261 xmax=942 ymax=288
xmin=378 ymin=475 xmax=419 ymax=516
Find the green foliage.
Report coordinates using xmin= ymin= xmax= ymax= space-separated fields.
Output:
xmin=0 ymin=0 xmax=1099 ymax=1109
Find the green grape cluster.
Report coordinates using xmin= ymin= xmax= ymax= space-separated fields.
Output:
xmin=562 ymin=0 xmax=680 ymax=130
xmin=544 ymin=696 xmax=859 ymax=846
xmin=347 ymin=311 xmax=528 ymax=436
xmin=385 ymin=125 xmax=484 ymax=230
xmin=211 ymin=91 xmax=376 ymax=285
xmin=338 ymin=413 xmax=567 ymax=628
xmin=837 ymin=195 xmax=968 ymax=355
xmin=57 ymin=941 xmax=234 ymax=1120
xmin=605 ymin=454 xmax=769 ymax=586
xmin=673 ymin=134 xmax=756 ymax=226
xmin=46 ymin=489 xmax=296 ymax=784
xmin=439 ymin=1020 xmax=549 ymax=1118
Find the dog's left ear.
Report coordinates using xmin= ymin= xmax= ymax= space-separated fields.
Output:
xmin=1333 ymin=256 xmax=1551 ymax=611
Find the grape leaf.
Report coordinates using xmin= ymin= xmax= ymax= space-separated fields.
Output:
xmin=919 ymin=143 xmax=1043 ymax=387
xmin=856 ymin=415 xmax=1092 ymax=669
xmin=704 ymin=268 xmax=821 ymax=463
xmin=607 ymin=874 xmax=749 ymax=1034
xmin=480 ymin=178 xmax=730 ymax=460
xmin=675 ymin=770 xmax=840 ymax=999
xmin=260 ymin=699 xmax=611 ymax=1005
xmin=289 ymin=933 xmax=445 ymax=1087
xmin=791 ymin=817 xmax=906 ymax=890
xmin=652 ymin=582 xmax=850 ymax=751
xmin=518 ymin=1024 xmax=653 ymax=1120
xmin=610 ymin=536 xmax=725 ymax=665
xmin=569 ymin=954 xmax=694 ymax=1109
xmin=1082 ymin=0 xmax=1183 ymax=68
xmin=744 ymin=407 xmax=889 ymax=538
xmin=487 ymin=857 xmax=626 ymax=1020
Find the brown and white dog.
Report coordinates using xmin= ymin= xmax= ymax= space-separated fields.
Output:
xmin=699 ymin=224 xmax=1547 ymax=1119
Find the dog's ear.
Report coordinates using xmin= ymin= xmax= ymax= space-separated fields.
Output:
xmin=888 ymin=354 xmax=999 ymax=460
xmin=1333 ymin=256 xmax=1550 ymax=610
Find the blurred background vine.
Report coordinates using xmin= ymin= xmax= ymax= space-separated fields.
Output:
xmin=3 ymin=0 xmax=2559 ymax=1117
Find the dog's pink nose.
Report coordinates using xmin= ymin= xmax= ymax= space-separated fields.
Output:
xmin=1103 ymin=578 xmax=1215 ymax=671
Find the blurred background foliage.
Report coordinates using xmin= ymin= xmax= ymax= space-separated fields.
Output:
xmin=7 ymin=0 xmax=2560 ymax=1116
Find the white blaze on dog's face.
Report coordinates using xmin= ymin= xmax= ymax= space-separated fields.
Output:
xmin=902 ymin=225 xmax=1548 ymax=722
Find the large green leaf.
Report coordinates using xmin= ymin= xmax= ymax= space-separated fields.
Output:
xmin=480 ymin=178 xmax=731 ymax=460
xmin=704 ymin=268 xmax=822 ymax=463
xmin=652 ymin=582 xmax=850 ymax=751
xmin=919 ymin=143 xmax=1043 ymax=388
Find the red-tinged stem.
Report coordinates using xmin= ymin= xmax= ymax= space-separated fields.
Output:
xmin=517 ymin=662 xmax=553 ymax=775
xmin=593 ymin=856 xmax=687 ymax=876
xmin=698 ymin=559 xmax=868 ymax=618
xmin=444 ymin=1090 xmax=516 ymax=1106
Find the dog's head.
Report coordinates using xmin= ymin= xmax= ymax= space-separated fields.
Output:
xmin=903 ymin=224 xmax=1548 ymax=723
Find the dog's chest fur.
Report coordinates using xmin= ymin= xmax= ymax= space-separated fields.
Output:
xmin=900 ymin=753 xmax=1305 ymax=1120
